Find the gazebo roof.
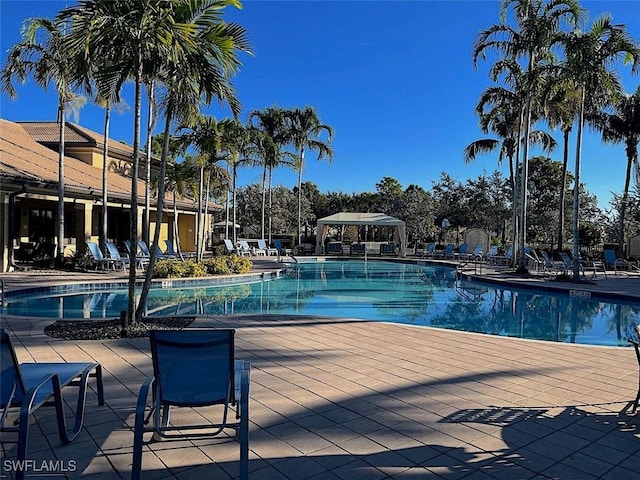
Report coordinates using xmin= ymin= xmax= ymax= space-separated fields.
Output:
xmin=317 ymin=212 xmax=404 ymax=226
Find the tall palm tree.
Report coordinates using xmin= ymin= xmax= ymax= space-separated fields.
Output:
xmin=287 ymin=106 xmax=334 ymax=246
xmin=542 ymin=77 xmax=582 ymax=251
xmin=1 ymin=17 xmax=85 ymax=266
xmin=249 ymin=106 xmax=290 ymax=241
xmin=560 ymin=15 xmax=639 ymax=278
xmin=473 ymin=0 xmax=582 ymax=271
xmin=591 ymin=86 xmax=640 ymax=255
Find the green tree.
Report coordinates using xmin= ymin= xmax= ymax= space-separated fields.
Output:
xmin=473 ymin=0 xmax=582 ymax=271
xmin=249 ymin=106 xmax=294 ymax=241
xmin=591 ymin=86 xmax=640 ymax=254
xmin=1 ymin=17 xmax=86 ymax=265
xmin=287 ymin=106 xmax=334 ymax=245
xmin=560 ymin=14 xmax=639 ymax=277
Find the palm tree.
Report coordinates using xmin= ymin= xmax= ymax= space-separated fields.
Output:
xmin=542 ymin=77 xmax=582 ymax=251
xmin=591 ymin=86 xmax=640 ymax=254
xmin=473 ymin=0 xmax=582 ymax=271
xmin=466 ymin=78 xmax=555 ymax=264
xmin=287 ymin=106 xmax=334 ymax=246
xmin=560 ymin=15 xmax=640 ymax=278
xmin=1 ymin=17 xmax=85 ymax=266
xmin=249 ymin=106 xmax=290 ymax=241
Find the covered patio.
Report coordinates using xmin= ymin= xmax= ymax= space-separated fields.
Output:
xmin=315 ymin=212 xmax=407 ymax=257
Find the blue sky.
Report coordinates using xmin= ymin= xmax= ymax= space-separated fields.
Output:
xmin=1 ymin=0 xmax=639 ymax=210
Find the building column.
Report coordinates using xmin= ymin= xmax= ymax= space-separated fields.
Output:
xmin=1 ymin=193 xmax=8 ymax=272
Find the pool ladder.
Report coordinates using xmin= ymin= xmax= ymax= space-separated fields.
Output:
xmin=0 ymin=278 xmax=4 ymax=306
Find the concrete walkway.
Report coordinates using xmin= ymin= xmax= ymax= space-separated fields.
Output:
xmin=1 ymin=258 xmax=639 ymax=479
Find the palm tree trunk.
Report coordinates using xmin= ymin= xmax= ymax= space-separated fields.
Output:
xmin=517 ymin=93 xmax=532 ymax=272
xmin=268 ymin=165 xmax=273 ymax=243
xmin=297 ymin=147 xmax=305 ymax=246
xmin=57 ymin=102 xmax=66 ymax=267
xmin=173 ymin=192 xmax=184 ymax=261
xmin=196 ymin=165 xmax=204 ymax=262
xmin=557 ymin=129 xmax=570 ymax=252
xmin=261 ymin=163 xmax=267 ymax=240
xmin=101 ymin=103 xmax=111 ymax=251
xmin=225 ymin=163 xmax=231 ymax=241
xmin=572 ymin=88 xmax=586 ymax=280
xmin=127 ymin=56 xmax=143 ymax=325
xmin=233 ymin=163 xmax=238 ymax=244
xmin=618 ymin=150 xmax=633 ymax=254
xmin=136 ymin=99 xmax=173 ymax=320
xmin=143 ymin=81 xmax=155 ymax=245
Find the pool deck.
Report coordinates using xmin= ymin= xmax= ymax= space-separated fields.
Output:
xmin=1 ymin=257 xmax=639 ymax=479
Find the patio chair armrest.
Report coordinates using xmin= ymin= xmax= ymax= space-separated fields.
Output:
xmin=239 ymin=361 xmax=250 ymax=480
xmin=132 ymin=376 xmax=155 ymax=480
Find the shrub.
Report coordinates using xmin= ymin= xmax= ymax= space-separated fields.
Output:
xmin=203 ymin=257 xmax=232 ymax=275
xmin=153 ymin=256 xmax=251 ymax=278
xmin=226 ymin=255 xmax=252 ymax=273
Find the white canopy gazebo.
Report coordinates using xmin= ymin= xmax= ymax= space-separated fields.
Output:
xmin=315 ymin=212 xmax=407 ymax=257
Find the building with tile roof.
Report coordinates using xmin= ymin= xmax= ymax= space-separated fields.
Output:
xmin=0 ymin=119 xmax=221 ymax=272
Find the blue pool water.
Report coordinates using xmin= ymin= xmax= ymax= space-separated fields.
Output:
xmin=3 ymin=260 xmax=639 ymax=347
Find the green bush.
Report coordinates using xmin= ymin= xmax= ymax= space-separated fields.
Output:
xmin=153 ymin=256 xmax=251 ymax=278
xmin=203 ymin=257 xmax=232 ymax=275
xmin=226 ymin=255 xmax=252 ymax=273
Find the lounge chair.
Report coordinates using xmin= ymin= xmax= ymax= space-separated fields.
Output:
xmin=257 ymin=239 xmax=278 ymax=256
xmin=223 ymin=239 xmax=249 ymax=257
xmin=485 ymin=245 xmax=499 ymax=263
xmin=539 ymin=250 xmax=563 ymax=274
xmin=434 ymin=243 xmax=455 ymax=259
xmin=132 ymin=329 xmax=250 ymax=480
xmin=325 ymin=242 xmax=343 ymax=255
xmin=105 ymin=241 xmax=130 ymax=272
xmin=465 ymin=243 xmax=484 ymax=261
xmin=603 ymin=249 xmax=638 ymax=274
xmin=123 ymin=240 xmax=150 ymax=270
xmin=524 ymin=247 xmax=543 ymax=272
xmin=454 ymin=243 xmax=468 ymax=260
xmin=494 ymin=246 xmax=513 ymax=265
xmin=1 ymin=329 xmax=104 ymax=480
xmin=86 ymin=241 xmax=113 ymax=270
xmin=242 ymin=240 xmax=265 ymax=257
xmin=164 ymin=240 xmax=196 ymax=259
xmin=273 ymin=239 xmax=292 ymax=256
xmin=350 ymin=243 xmax=366 ymax=255
xmin=421 ymin=242 xmax=436 ymax=258
xmin=379 ymin=243 xmax=397 ymax=256
xmin=238 ymin=240 xmax=256 ymax=257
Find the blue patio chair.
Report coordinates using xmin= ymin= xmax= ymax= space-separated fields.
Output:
xmin=258 ymin=239 xmax=278 ymax=256
xmin=379 ymin=243 xmax=397 ymax=256
xmin=454 ymin=243 xmax=468 ymax=260
xmin=105 ymin=241 xmax=129 ymax=272
xmin=86 ymin=241 xmax=113 ymax=270
xmin=1 ymin=329 xmax=104 ymax=480
xmin=326 ymin=242 xmax=343 ymax=255
xmin=273 ymin=239 xmax=292 ymax=256
xmin=603 ymin=249 xmax=638 ymax=274
xmin=350 ymin=243 xmax=366 ymax=255
xmin=124 ymin=240 xmax=149 ymax=270
xmin=164 ymin=239 xmax=196 ymax=259
xmin=132 ymin=329 xmax=250 ymax=480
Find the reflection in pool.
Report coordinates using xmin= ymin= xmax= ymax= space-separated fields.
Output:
xmin=3 ymin=260 xmax=639 ymax=346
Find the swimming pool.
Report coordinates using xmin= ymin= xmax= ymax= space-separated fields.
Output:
xmin=3 ymin=260 xmax=639 ymax=346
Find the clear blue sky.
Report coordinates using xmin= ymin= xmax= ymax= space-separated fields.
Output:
xmin=1 ymin=1 xmax=639 ymax=210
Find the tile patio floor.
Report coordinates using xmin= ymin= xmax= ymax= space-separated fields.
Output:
xmin=1 ymin=260 xmax=639 ymax=479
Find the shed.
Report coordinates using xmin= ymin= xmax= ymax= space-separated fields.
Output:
xmin=315 ymin=212 xmax=407 ymax=257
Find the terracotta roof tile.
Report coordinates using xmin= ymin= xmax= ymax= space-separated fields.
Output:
xmin=0 ymin=119 xmax=206 ymax=211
